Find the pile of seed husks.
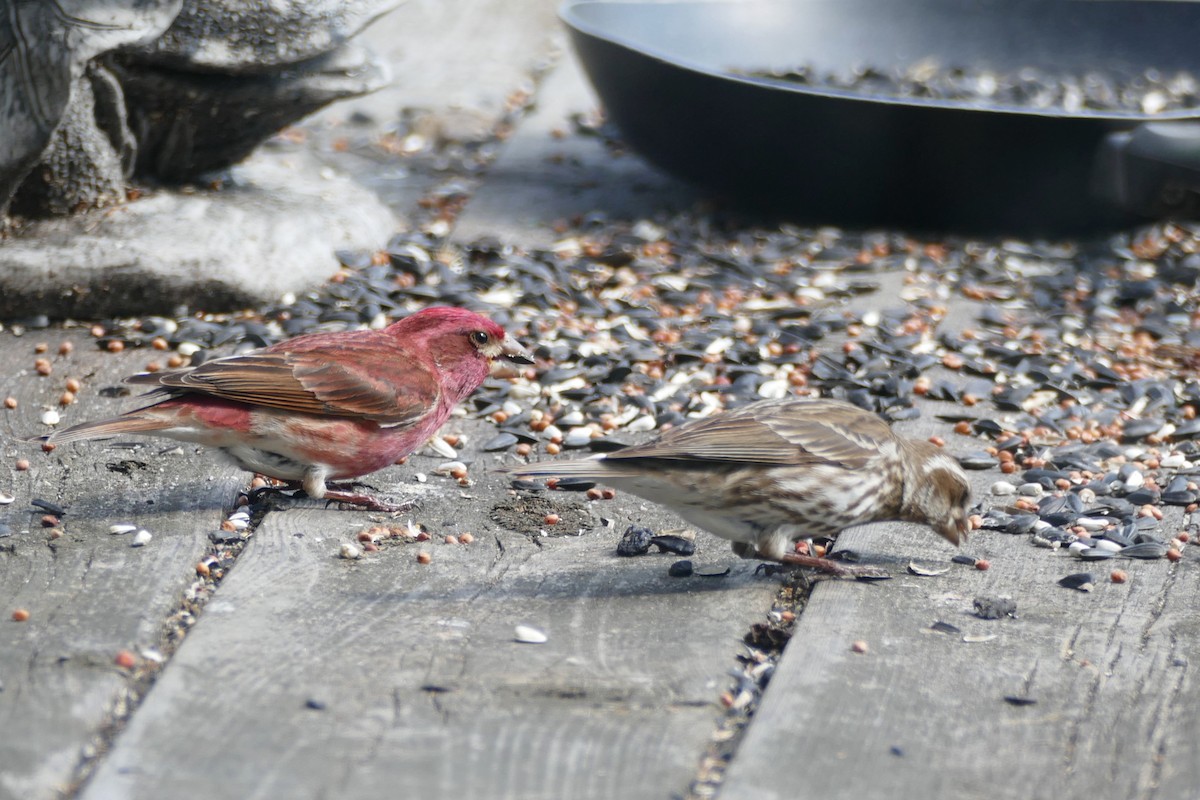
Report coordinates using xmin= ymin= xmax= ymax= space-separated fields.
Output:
xmin=746 ymin=61 xmax=1200 ymax=114
xmin=65 ymin=218 xmax=1200 ymax=564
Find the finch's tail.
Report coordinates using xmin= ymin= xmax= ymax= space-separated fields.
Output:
xmin=507 ymin=457 xmax=650 ymax=481
xmin=506 ymin=458 xmax=608 ymax=480
xmin=45 ymin=413 xmax=173 ymax=445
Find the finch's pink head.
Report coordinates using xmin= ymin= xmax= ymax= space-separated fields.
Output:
xmin=390 ymin=307 xmax=533 ymax=400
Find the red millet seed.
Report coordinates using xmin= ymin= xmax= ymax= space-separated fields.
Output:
xmin=459 ymin=532 xmax=475 ymax=544
xmin=114 ymin=650 xmax=137 ymax=669
xmin=544 ymin=513 xmax=560 ymax=525
xmin=975 ymin=559 xmax=991 ymax=571
xmin=850 ymin=640 xmax=869 ymax=654
xmin=416 ymin=551 xmax=432 ymax=565
xmin=15 ymin=458 xmax=30 ymax=471
xmin=1167 ymin=548 xmax=1183 ymax=562
xmin=1110 ymin=569 xmax=1128 ymax=584
xmin=11 ymin=608 xmax=29 ymax=622
xmin=57 ymin=341 xmax=73 ymax=356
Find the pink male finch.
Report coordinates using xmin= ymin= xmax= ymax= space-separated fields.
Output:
xmin=47 ymin=306 xmax=532 ymax=511
xmin=509 ymin=397 xmax=971 ymax=575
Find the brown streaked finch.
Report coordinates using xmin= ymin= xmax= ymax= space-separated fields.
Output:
xmin=508 ymin=397 xmax=971 ymax=576
xmin=45 ymin=306 xmax=533 ymax=511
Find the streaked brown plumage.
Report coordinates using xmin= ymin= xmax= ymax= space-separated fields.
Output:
xmin=508 ymin=397 xmax=971 ymax=575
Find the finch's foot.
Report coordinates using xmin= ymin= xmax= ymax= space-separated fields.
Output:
xmin=320 ymin=488 xmax=417 ymax=514
xmin=242 ymin=484 xmax=299 ymax=507
xmin=773 ymin=551 xmax=890 ymax=580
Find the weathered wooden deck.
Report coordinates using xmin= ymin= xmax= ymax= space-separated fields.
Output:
xmin=4 ymin=2 xmax=1200 ymax=799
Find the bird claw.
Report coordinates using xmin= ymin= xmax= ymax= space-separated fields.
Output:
xmin=320 ymin=489 xmax=417 ymax=514
xmin=771 ymin=551 xmax=891 ymax=581
xmin=241 ymin=484 xmax=302 ymax=509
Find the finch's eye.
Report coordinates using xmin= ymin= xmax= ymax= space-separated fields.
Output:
xmin=470 ymin=331 xmax=490 ymax=346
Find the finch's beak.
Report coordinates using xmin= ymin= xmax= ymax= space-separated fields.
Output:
xmin=939 ymin=513 xmax=969 ymax=546
xmin=500 ymin=335 xmax=534 ymax=365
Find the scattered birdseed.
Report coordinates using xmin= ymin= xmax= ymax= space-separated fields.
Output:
xmin=850 ymin=640 xmax=869 ymax=654
xmin=651 ymin=534 xmax=696 ymax=556
xmin=113 ymin=650 xmax=136 ymax=669
xmin=616 ymin=525 xmax=654 ymax=556
xmin=669 ymin=560 xmax=694 ymax=577
xmin=130 ymin=530 xmax=152 ymax=547
xmin=11 ymin=609 xmax=29 ymax=622
xmin=514 ymin=624 xmax=547 ymax=644
xmin=339 ymin=543 xmax=361 ymax=560
xmin=1058 ymin=573 xmax=1096 ymax=592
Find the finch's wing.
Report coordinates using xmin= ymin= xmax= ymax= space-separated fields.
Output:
xmin=605 ymin=400 xmax=891 ymax=468
xmin=126 ymin=339 xmax=437 ymax=426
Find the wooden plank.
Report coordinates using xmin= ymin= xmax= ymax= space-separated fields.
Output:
xmin=80 ymin=443 xmax=782 ymax=800
xmin=0 ymin=332 xmax=245 ymax=800
xmin=720 ymin=416 xmax=1200 ymax=800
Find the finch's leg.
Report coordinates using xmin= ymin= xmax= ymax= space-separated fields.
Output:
xmin=772 ymin=550 xmax=890 ymax=579
xmin=319 ymin=487 xmax=416 ymax=514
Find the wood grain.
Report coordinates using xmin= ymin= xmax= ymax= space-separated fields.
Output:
xmin=0 ymin=331 xmax=246 ymax=800
xmin=80 ymin=476 xmax=781 ymax=800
